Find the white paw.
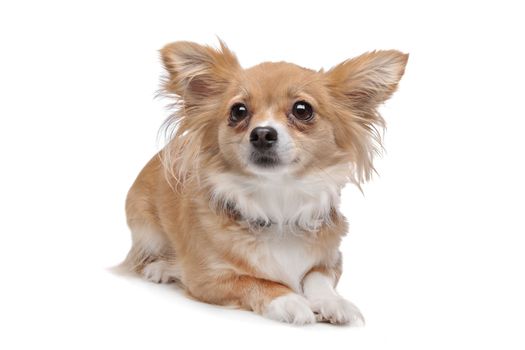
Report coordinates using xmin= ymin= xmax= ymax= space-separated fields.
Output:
xmin=142 ymin=260 xmax=179 ymax=284
xmin=263 ymin=293 xmax=316 ymax=325
xmin=310 ymin=297 xmax=365 ymax=325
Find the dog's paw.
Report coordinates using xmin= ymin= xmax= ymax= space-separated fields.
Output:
xmin=310 ymin=297 xmax=365 ymax=325
xmin=263 ymin=293 xmax=316 ymax=325
xmin=142 ymin=260 xmax=179 ymax=284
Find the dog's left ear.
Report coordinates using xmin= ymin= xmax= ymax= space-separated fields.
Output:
xmin=325 ymin=50 xmax=408 ymax=183
xmin=326 ymin=50 xmax=408 ymax=110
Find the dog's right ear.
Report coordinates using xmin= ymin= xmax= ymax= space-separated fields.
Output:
xmin=160 ymin=40 xmax=240 ymax=104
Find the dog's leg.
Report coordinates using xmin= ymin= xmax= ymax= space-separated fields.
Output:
xmin=122 ymin=168 xmax=179 ymax=282
xmin=188 ymin=274 xmax=316 ymax=325
xmin=302 ymin=266 xmax=365 ymax=325
xmin=118 ymin=223 xmax=179 ymax=283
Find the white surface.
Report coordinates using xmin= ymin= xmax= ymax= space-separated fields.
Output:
xmin=1 ymin=1 xmax=524 ymax=349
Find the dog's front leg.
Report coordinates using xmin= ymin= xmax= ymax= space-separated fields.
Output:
xmin=302 ymin=267 xmax=365 ymax=325
xmin=188 ymin=274 xmax=316 ymax=325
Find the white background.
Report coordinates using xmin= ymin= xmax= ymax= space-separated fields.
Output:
xmin=1 ymin=1 xmax=524 ymax=349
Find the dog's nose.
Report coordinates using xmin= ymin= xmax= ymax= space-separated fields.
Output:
xmin=250 ymin=127 xmax=278 ymax=149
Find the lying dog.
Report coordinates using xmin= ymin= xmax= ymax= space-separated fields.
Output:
xmin=120 ymin=40 xmax=407 ymax=325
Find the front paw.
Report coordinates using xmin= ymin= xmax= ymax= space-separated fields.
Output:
xmin=263 ymin=293 xmax=316 ymax=325
xmin=310 ymin=297 xmax=365 ymax=325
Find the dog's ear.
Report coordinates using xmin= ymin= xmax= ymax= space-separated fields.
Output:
xmin=326 ymin=50 xmax=408 ymax=111
xmin=160 ymin=40 xmax=240 ymax=103
xmin=325 ymin=51 xmax=408 ymax=184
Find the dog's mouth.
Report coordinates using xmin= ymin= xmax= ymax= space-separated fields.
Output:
xmin=249 ymin=150 xmax=280 ymax=168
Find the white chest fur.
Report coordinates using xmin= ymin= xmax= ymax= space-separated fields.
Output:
xmin=208 ymin=165 xmax=349 ymax=233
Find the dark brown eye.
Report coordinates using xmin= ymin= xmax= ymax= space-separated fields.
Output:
xmin=230 ymin=103 xmax=248 ymax=123
xmin=292 ymin=101 xmax=314 ymax=121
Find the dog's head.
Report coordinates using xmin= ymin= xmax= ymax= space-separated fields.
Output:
xmin=159 ymin=41 xmax=407 ymax=184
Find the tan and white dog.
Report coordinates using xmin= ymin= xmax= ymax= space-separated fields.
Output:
xmin=120 ymin=41 xmax=407 ymax=325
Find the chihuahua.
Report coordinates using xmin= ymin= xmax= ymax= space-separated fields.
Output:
xmin=120 ymin=40 xmax=407 ymax=325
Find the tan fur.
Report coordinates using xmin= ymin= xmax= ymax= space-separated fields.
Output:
xmin=121 ymin=40 xmax=407 ymax=322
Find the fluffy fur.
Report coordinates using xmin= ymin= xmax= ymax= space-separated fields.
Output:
xmin=120 ymin=40 xmax=407 ymax=325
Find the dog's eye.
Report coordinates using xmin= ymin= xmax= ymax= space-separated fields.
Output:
xmin=230 ymin=103 xmax=249 ymax=123
xmin=292 ymin=101 xmax=314 ymax=121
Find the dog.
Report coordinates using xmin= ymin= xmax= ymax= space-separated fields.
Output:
xmin=120 ymin=40 xmax=407 ymax=325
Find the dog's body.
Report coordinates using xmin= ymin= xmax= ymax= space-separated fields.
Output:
xmin=122 ymin=41 xmax=407 ymax=325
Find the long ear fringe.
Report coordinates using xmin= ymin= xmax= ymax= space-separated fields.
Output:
xmin=157 ymin=104 xmax=208 ymax=191
xmin=347 ymin=112 xmax=386 ymax=187
xmin=328 ymin=94 xmax=387 ymax=186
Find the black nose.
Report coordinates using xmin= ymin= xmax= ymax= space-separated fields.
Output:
xmin=250 ymin=127 xmax=278 ymax=149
